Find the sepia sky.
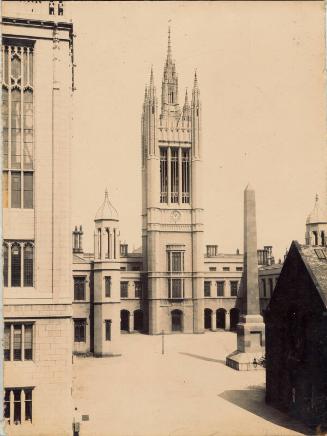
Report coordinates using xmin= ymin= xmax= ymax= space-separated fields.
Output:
xmin=71 ymin=1 xmax=326 ymax=261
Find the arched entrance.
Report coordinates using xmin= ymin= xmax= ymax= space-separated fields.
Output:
xmin=120 ymin=310 xmax=130 ymax=332
xmin=204 ymin=309 xmax=212 ymax=330
xmin=216 ymin=309 xmax=226 ymax=329
xmin=171 ymin=310 xmax=183 ymax=332
xmin=230 ymin=308 xmax=240 ymax=331
xmin=134 ymin=310 xmax=143 ymax=332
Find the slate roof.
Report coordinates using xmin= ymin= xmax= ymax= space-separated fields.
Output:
xmin=294 ymin=241 xmax=327 ymax=308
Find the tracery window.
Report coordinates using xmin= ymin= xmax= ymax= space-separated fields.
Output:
xmin=3 ymin=241 xmax=34 ymax=287
xmin=2 ymin=41 xmax=34 ymax=209
xmin=160 ymin=148 xmax=168 ymax=203
xmin=171 ymin=148 xmax=179 ymax=203
xmin=182 ymin=149 xmax=190 ymax=203
xmin=159 ymin=146 xmax=190 ymax=204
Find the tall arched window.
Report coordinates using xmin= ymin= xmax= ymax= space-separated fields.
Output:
xmin=98 ymin=228 xmax=102 ymax=258
xmin=105 ymin=228 xmax=110 ymax=259
xmin=11 ymin=243 xmax=21 ymax=287
xmin=321 ymin=231 xmax=325 ymax=247
xmin=2 ymin=43 xmax=34 ymax=211
xmin=313 ymin=231 xmax=318 ymax=246
xmin=3 ymin=243 xmax=8 ymax=287
xmin=24 ymin=243 xmax=34 ymax=287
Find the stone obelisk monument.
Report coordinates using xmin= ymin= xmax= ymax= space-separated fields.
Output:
xmin=226 ymin=184 xmax=265 ymax=370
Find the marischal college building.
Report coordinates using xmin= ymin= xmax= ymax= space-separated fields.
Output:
xmin=2 ymin=1 xmax=325 ymax=435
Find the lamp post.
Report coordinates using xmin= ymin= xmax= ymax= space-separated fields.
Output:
xmin=161 ymin=329 xmax=165 ymax=355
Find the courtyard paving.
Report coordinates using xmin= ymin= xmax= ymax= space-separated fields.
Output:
xmin=72 ymin=332 xmax=311 ymax=436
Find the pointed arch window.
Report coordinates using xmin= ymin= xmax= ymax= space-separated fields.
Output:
xmin=105 ymin=228 xmax=110 ymax=259
xmin=2 ymin=41 xmax=34 ymax=209
xmin=97 ymin=229 xmax=102 ymax=258
xmin=4 ymin=241 xmax=34 ymax=287
xmin=3 ymin=243 xmax=8 ymax=287
xmin=321 ymin=231 xmax=325 ymax=247
xmin=11 ymin=243 xmax=21 ymax=287
xmin=23 ymin=243 xmax=34 ymax=287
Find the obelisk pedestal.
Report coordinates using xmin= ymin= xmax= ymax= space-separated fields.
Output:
xmin=226 ymin=184 xmax=265 ymax=371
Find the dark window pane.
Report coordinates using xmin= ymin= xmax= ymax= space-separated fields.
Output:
xmin=11 ymin=172 xmax=21 ymax=208
xmin=4 ymin=388 xmax=10 ymax=419
xmin=74 ymin=319 xmax=86 ymax=342
xmin=3 ymin=172 xmax=8 ymax=208
xmin=11 ymin=243 xmax=21 ymax=287
xmin=105 ymin=320 xmax=111 ymax=341
xmin=3 ymin=244 xmax=8 ymax=286
xmin=13 ymin=325 xmax=22 ymax=360
xmin=171 ymin=279 xmax=182 ymax=298
xmin=24 ymin=324 xmax=33 ymax=360
xmin=172 ymin=252 xmax=181 ymax=272
xmin=25 ymin=396 xmax=32 ymax=422
xmin=204 ymin=281 xmax=211 ymax=297
xmin=24 ymin=244 xmax=33 ymax=286
xmin=230 ymin=281 xmax=238 ymax=297
xmin=74 ymin=277 xmax=85 ymax=301
xmin=13 ymin=391 xmax=21 ymax=424
xmin=120 ymin=282 xmax=128 ymax=298
xmin=23 ymin=172 xmax=33 ymax=209
xmin=134 ymin=281 xmax=142 ymax=298
xmin=4 ymin=324 xmax=10 ymax=360
xmin=105 ymin=277 xmax=111 ymax=297
xmin=217 ymin=281 xmax=225 ymax=297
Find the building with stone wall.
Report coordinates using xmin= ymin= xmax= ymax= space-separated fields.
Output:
xmin=71 ymin=31 xmax=282 ymax=356
xmin=2 ymin=1 xmax=74 ymax=434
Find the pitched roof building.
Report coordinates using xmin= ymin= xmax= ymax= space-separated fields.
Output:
xmin=266 ymin=241 xmax=327 ymax=427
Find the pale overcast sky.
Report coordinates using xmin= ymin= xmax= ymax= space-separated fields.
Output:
xmin=70 ymin=1 xmax=326 ymax=261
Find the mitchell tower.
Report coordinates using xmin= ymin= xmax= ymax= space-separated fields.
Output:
xmin=141 ymin=29 xmax=204 ymax=334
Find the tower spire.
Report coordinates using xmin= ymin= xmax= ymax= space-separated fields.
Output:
xmin=193 ymin=70 xmax=198 ymax=89
xmin=167 ymin=26 xmax=172 ymax=61
xmin=161 ymin=27 xmax=180 ymax=120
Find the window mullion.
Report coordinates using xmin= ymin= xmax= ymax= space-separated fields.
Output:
xmin=8 ymin=242 xmax=12 ymax=287
xmin=20 ymin=242 xmax=24 ymax=287
xmin=27 ymin=47 xmax=30 ymax=85
xmin=10 ymin=324 xmax=14 ymax=361
xmin=21 ymin=389 xmax=25 ymax=422
xmin=21 ymin=324 xmax=25 ymax=361
xmin=9 ymin=389 xmax=14 ymax=425
xmin=178 ymin=147 xmax=182 ymax=204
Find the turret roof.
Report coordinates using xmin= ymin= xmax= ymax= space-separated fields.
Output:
xmin=306 ymin=194 xmax=327 ymax=225
xmin=95 ymin=189 xmax=118 ymax=221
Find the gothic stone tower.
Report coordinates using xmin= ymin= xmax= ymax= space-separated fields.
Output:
xmin=142 ymin=30 xmax=204 ymax=334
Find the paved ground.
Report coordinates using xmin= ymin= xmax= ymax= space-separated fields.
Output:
xmin=72 ymin=332 xmax=311 ymax=436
